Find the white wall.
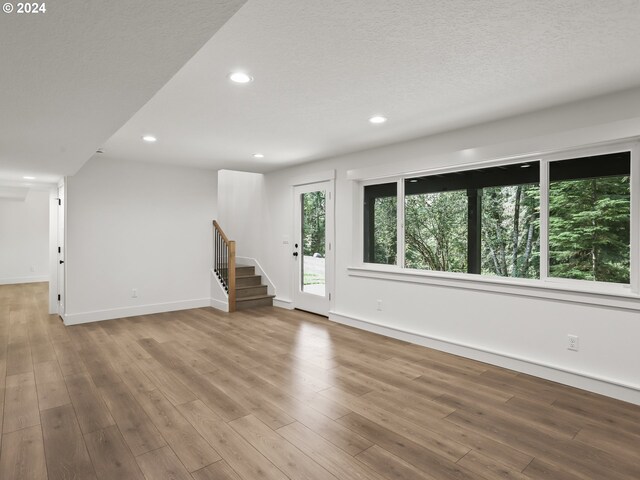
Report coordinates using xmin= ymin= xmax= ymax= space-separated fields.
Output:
xmin=0 ymin=188 xmax=50 ymax=285
xmin=256 ymin=87 xmax=640 ymax=404
xmin=217 ymin=169 xmax=265 ymax=259
xmin=65 ymin=158 xmax=217 ymax=324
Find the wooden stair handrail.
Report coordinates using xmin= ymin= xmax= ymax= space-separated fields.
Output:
xmin=213 ymin=220 xmax=236 ymax=312
xmin=213 ymin=220 xmax=232 ymax=244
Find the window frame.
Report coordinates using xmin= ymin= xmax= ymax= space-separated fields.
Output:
xmin=357 ymin=140 xmax=640 ymax=297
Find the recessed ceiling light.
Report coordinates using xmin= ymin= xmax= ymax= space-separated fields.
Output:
xmin=23 ymin=176 xmax=36 ymax=180
xmin=142 ymin=135 xmax=157 ymax=143
xmin=369 ymin=115 xmax=387 ymax=124
xmin=409 ymin=179 xmax=418 ymax=183
xmin=229 ymin=72 xmax=253 ymax=84
xmin=520 ymin=164 xmax=532 ymax=168
xmin=253 ymin=153 xmax=265 ymax=159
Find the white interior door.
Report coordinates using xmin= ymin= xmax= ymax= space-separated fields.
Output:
xmin=292 ymin=181 xmax=334 ymax=316
xmin=57 ymin=184 xmax=65 ymax=317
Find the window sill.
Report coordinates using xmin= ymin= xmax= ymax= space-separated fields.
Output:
xmin=347 ymin=265 xmax=640 ymax=311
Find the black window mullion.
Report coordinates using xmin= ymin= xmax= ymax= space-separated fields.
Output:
xmin=467 ymin=188 xmax=482 ymax=274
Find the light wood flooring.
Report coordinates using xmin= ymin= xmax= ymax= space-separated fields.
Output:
xmin=1 ymin=282 xmax=639 ymax=479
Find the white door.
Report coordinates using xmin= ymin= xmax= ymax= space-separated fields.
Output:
xmin=292 ymin=181 xmax=334 ymax=316
xmin=57 ymin=184 xmax=65 ymax=317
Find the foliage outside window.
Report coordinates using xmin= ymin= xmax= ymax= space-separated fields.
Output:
xmin=362 ymin=148 xmax=634 ymax=288
xmin=481 ymin=184 xmax=540 ymax=279
xmin=405 ymin=190 xmax=467 ymax=272
xmin=301 ymin=190 xmax=327 ymax=290
xmin=549 ymin=152 xmax=630 ymax=284
xmin=403 ymin=162 xmax=540 ymax=278
xmin=363 ymin=183 xmax=397 ymax=264
xmin=302 ymin=191 xmax=326 ymax=257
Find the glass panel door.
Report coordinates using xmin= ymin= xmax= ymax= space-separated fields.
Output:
xmin=301 ymin=190 xmax=326 ymax=296
xmin=293 ymin=180 xmax=333 ymax=316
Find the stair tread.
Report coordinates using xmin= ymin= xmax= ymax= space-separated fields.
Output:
xmin=236 ymin=294 xmax=275 ymax=302
xmin=236 ymin=274 xmax=261 ymax=279
xmin=236 ymin=285 xmax=267 ymax=290
xmin=235 ymin=264 xmax=252 ymax=268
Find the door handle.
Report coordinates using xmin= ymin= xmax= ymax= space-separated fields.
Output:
xmin=293 ymin=252 xmax=298 ymax=257
xmin=59 ymin=260 xmax=64 ymax=264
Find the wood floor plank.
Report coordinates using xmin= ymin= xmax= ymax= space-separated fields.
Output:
xmin=339 ymin=412 xmax=479 ymax=480
xmin=355 ymin=444 xmax=436 ymax=480
xmin=30 ymin=339 xmax=57 ymax=365
xmin=573 ymin=424 xmax=640 ymax=462
xmin=177 ymin=400 xmax=288 ymax=480
xmin=191 ymin=460 xmax=242 ymax=480
xmin=202 ymin=358 xmax=374 ymax=456
xmin=502 ymin=396 xmax=583 ymax=438
xmin=437 ymin=392 xmax=577 ymax=441
xmin=552 ymin=394 xmax=640 ymax=438
xmin=0 ymin=425 xmax=47 ymax=480
xmin=6 ymin=341 xmax=33 ymax=376
xmin=64 ymin=373 xmax=115 ymax=434
xmin=161 ymin=340 xmax=219 ymax=375
xmin=34 ymin=360 xmax=71 ymax=411
xmin=321 ymin=386 xmax=470 ymax=462
xmin=84 ymin=426 xmax=145 ymax=480
xmin=3 ymin=372 xmax=40 ymax=433
xmin=275 ymin=353 xmax=373 ymax=396
xmin=456 ymin=450 xmax=531 ymax=480
xmin=135 ymin=446 xmax=192 ymax=480
xmin=522 ymin=457 xmax=586 ymax=480
xmin=97 ymin=381 xmax=166 ymax=456
xmin=51 ymin=341 xmax=86 ymax=377
xmin=136 ymin=357 xmax=197 ymax=406
xmin=41 ymin=404 xmax=97 ymax=480
xmin=445 ymin=407 xmax=639 ymax=480
xmin=134 ymin=389 xmax=221 ymax=472
xmin=139 ymin=338 xmax=248 ymax=422
xmin=2 ymin=283 xmax=639 ymax=480
xmin=229 ymin=414 xmax=339 ymax=480
xmin=207 ymin=368 xmax=295 ymax=430
xmin=277 ymin=421 xmax=386 ymax=480
xmin=0 ymin=385 xmax=4 ymax=450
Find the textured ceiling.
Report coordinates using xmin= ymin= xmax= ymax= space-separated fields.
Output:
xmin=0 ymin=0 xmax=246 ymax=184
xmin=101 ymin=0 xmax=640 ymax=173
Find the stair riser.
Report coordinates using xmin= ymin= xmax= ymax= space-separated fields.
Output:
xmin=236 ymin=297 xmax=274 ymax=310
xmin=236 ymin=276 xmax=261 ymax=287
xmin=236 ymin=286 xmax=268 ymax=298
xmin=236 ymin=266 xmax=255 ymax=276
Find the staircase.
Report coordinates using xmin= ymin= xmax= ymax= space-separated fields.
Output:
xmin=235 ymin=265 xmax=274 ymax=310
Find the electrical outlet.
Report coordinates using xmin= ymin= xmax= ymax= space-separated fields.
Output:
xmin=567 ymin=334 xmax=579 ymax=351
xmin=131 ymin=289 xmax=138 ymax=298
xmin=376 ymin=300 xmax=383 ymax=311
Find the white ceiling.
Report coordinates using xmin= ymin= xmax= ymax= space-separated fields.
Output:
xmin=3 ymin=1 xmax=640 ymax=181
xmin=0 ymin=0 xmax=245 ymax=185
xmin=101 ymin=0 xmax=640 ymax=173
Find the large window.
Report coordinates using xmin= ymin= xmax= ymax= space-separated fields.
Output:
xmin=403 ymin=161 xmax=540 ymax=278
xmin=363 ymin=182 xmax=397 ymax=265
xmin=361 ymin=146 xmax=635 ymax=289
xmin=405 ymin=189 xmax=468 ymax=272
xmin=549 ymin=152 xmax=630 ymax=284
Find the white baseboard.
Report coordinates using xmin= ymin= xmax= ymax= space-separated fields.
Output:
xmin=0 ymin=275 xmax=49 ymax=286
xmin=329 ymin=310 xmax=640 ymax=406
xmin=64 ymin=298 xmax=211 ymax=325
xmin=210 ymin=297 xmax=229 ymax=312
xmin=273 ymin=297 xmax=294 ymax=310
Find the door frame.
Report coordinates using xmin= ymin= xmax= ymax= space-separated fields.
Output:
xmin=290 ymin=171 xmax=335 ymax=316
xmin=56 ymin=181 xmax=65 ymax=319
